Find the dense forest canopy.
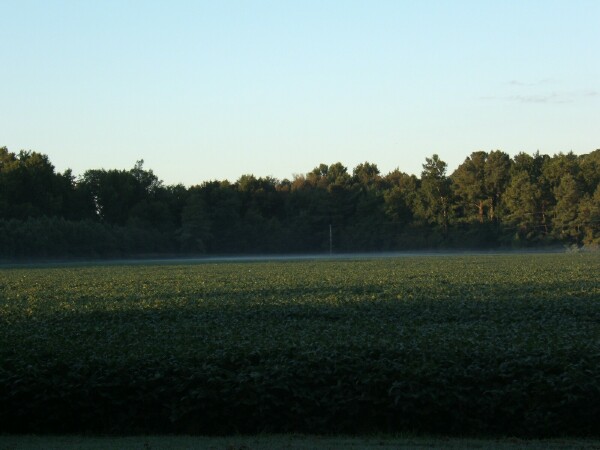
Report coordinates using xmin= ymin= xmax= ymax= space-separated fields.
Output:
xmin=1 ymin=146 xmax=599 ymax=258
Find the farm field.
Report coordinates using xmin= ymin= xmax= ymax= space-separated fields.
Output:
xmin=2 ymin=434 xmax=600 ymax=450
xmin=1 ymin=253 xmax=599 ymax=437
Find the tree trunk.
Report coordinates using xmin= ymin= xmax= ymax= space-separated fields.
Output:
xmin=488 ymin=197 xmax=495 ymax=221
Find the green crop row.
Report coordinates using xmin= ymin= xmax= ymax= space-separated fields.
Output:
xmin=1 ymin=254 xmax=599 ymax=436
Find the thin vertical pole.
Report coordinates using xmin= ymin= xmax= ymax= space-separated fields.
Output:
xmin=329 ymin=224 xmax=332 ymax=256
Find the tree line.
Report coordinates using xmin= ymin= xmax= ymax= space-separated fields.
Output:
xmin=1 ymin=146 xmax=599 ymax=259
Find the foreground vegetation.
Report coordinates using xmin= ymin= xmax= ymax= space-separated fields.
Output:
xmin=1 ymin=254 xmax=599 ymax=436
xmin=2 ymin=434 xmax=600 ymax=450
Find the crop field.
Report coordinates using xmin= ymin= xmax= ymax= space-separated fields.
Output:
xmin=0 ymin=253 xmax=599 ymax=437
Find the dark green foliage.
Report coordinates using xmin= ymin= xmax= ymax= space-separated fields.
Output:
xmin=0 ymin=217 xmax=176 ymax=258
xmin=0 ymin=148 xmax=79 ymax=220
xmin=417 ymin=154 xmax=452 ymax=232
xmin=1 ymin=146 xmax=599 ymax=258
xmin=452 ymin=150 xmax=511 ymax=223
xmin=1 ymin=255 xmax=599 ymax=436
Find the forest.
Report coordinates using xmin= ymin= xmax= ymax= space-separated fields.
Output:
xmin=0 ymin=146 xmax=599 ymax=258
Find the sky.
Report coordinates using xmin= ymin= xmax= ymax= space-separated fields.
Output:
xmin=1 ymin=0 xmax=599 ymax=186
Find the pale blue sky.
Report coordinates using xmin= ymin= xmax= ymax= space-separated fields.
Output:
xmin=1 ymin=0 xmax=599 ymax=185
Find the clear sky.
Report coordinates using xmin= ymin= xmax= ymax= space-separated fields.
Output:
xmin=1 ymin=0 xmax=599 ymax=186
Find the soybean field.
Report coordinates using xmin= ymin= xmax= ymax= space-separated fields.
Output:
xmin=0 ymin=253 xmax=599 ymax=436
